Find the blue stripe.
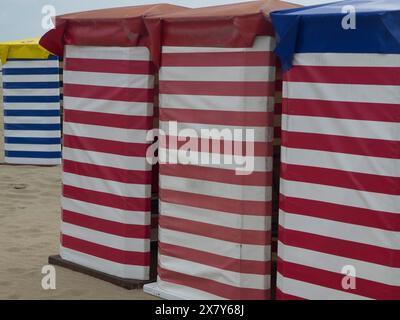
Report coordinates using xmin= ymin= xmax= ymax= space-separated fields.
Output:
xmin=4 ymin=96 xmax=60 ymax=103
xmin=5 ymin=151 xmax=62 ymax=159
xmin=4 ymin=109 xmax=60 ymax=117
xmin=3 ymin=81 xmax=61 ymax=89
xmin=7 ymin=56 xmax=59 ymax=61
xmin=3 ymin=68 xmax=60 ymax=75
xmin=5 ymin=137 xmax=61 ymax=145
xmin=4 ymin=123 xmax=61 ymax=131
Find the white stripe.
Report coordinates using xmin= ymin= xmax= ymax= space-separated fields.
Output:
xmin=60 ymin=246 xmax=149 ymax=280
xmin=280 ymin=211 xmax=400 ymax=250
xmin=161 ymin=175 xmax=271 ymax=202
xmin=63 ymin=147 xmax=151 ymax=171
xmin=5 ymin=116 xmax=60 ymax=124
xmin=278 ymin=241 xmax=400 ymax=286
xmin=2 ymin=74 xmax=60 ymax=82
xmin=293 ymin=53 xmax=400 ymax=67
xmin=4 ymin=157 xmax=61 ymax=165
xmin=5 ymin=144 xmax=61 ymax=152
xmin=3 ymin=88 xmax=59 ymax=96
xmin=4 ymin=60 xmax=59 ymax=68
xmin=160 ymin=66 xmax=275 ymax=82
xmin=61 ymin=222 xmax=150 ymax=252
xmin=66 ymin=45 xmax=150 ymax=61
xmin=160 ymin=121 xmax=273 ymax=143
xmin=62 ymin=197 xmax=150 ymax=225
xmin=160 ymin=227 xmax=270 ymax=261
xmin=3 ymin=102 xmax=60 ymax=110
xmin=160 ymin=94 xmax=274 ymax=112
xmin=5 ymin=130 xmax=61 ymax=138
xmin=162 ymin=36 xmax=274 ymax=53
xmin=282 ymin=147 xmax=400 ymax=178
xmin=64 ymin=96 xmax=153 ymax=116
xmin=159 ymin=255 xmax=270 ymax=290
xmin=63 ymin=172 xmax=151 ymax=198
xmin=284 ymin=81 xmax=400 ymax=105
xmin=280 ymin=178 xmax=399 ymax=214
xmin=282 ymin=114 xmax=399 ymax=141
xmin=63 ymin=122 xmax=149 ymax=144
xmin=276 ymin=272 xmax=369 ymax=300
xmin=147 ymin=279 xmax=223 ymax=300
xmin=160 ymin=148 xmax=272 ymax=173
xmin=64 ymin=71 xmax=154 ymax=89
xmin=160 ymin=201 xmax=271 ymax=231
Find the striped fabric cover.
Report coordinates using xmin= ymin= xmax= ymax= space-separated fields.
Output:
xmin=2 ymin=56 xmax=61 ymax=165
xmin=277 ymin=53 xmax=400 ymax=300
xmin=60 ymin=46 xmax=154 ymax=280
xmin=157 ymin=36 xmax=276 ymax=299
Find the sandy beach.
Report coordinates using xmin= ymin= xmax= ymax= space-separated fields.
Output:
xmin=0 ymin=91 xmax=156 ymax=299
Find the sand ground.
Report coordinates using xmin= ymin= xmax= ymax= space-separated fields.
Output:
xmin=0 ymin=90 xmax=157 ymax=299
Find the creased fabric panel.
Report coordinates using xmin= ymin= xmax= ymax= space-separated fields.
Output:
xmin=277 ymin=53 xmax=400 ymax=300
xmin=157 ymin=36 xmax=276 ymax=299
xmin=60 ymin=46 xmax=154 ymax=280
xmin=2 ymin=56 xmax=61 ymax=165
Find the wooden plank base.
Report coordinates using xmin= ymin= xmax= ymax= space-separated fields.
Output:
xmin=48 ymin=242 xmax=158 ymax=290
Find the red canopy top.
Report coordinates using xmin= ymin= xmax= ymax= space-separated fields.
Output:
xmin=39 ymin=1 xmax=299 ymax=67
xmin=39 ymin=3 xmax=187 ymax=58
xmin=152 ymin=0 xmax=299 ymax=47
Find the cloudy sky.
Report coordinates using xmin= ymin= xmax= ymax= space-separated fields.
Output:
xmin=0 ymin=0 xmax=338 ymax=42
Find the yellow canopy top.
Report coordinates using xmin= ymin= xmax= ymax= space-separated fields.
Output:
xmin=0 ymin=38 xmax=52 ymax=65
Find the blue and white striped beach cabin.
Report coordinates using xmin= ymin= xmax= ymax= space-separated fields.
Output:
xmin=1 ymin=38 xmax=61 ymax=165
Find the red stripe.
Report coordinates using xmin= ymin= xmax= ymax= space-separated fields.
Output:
xmin=160 ymin=81 xmax=275 ymax=97
xmin=280 ymin=195 xmax=400 ymax=232
xmin=283 ymin=98 xmax=399 ymax=122
xmin=161 ymin=51 xmax=275 ymax=67
xmin=160 ymin=215 xmax=270 ymax=245
xmin=63 ymin=159 xmax=151 ymax=185
xmin=151 ymin=215 xmax=159 ymax=229
xmin=160 ymin=108 xmax=273 ymax=127
xmin=281 ymin=163 xmax=399 ymax=195
xmin=278 ymin=226 xmax=400 ymax=268
xmin=159 ymin=242 xmax=270 ymax=275
xmin=64 ymin=84 xmax=154 ymax=103
xmin=282 ymin=131 xmax=399 ymax=159
xmin=275 ymin=287 xmax=304 ymax=300
xmin=64 ymin=109 xmax=152 ymax=130
xmin=278 ymin=258 xmax=400 ymax=300
xmin=63 ymin=134 xmax=149 ymax=157
xmin=161 ymin=189 xmax=271 ymax=216
xmin=274 ymin=103 xmax=282 ymax=115
xmin=161 ymin=164 xmax=272 ymax=186
xmin=275 ymin=79 xmax=282 ymax=91
xmin=63 ymin=185 xmax=150 ymax=212
xmin=62 ymin=210 xmax=150 ymax=238
xmin=274 ymin=127 xmax=281 ymax=139
xmin=158 ymin=267 xmax=270 ymax=300
xmin=162 ymin=135 xmax=272 ymax=157
xmin=65 ymin=58 xmax=154 ymax=74
xmin=61 ymin=235 xmax=150 ymax=266
xmin=288 ymin=65 xmax=400 ymax=85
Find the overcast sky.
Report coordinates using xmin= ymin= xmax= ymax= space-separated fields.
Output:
xmin=0 ymin=0 xmax=339 ymax=42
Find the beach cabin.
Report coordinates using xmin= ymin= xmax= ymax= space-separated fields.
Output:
xmin=271 ymin=0 xmax=400 ymax=299
xmin=143 ymin=0 xmax=298 ymax=300
xmin=0 ymin=38 xmax=61 ymax=165
xmin=39 ymin=4 xmax=187 ymax=284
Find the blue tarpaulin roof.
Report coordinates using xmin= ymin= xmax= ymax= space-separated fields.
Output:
xmin=270 ymin=0 xmax=400 ymax=71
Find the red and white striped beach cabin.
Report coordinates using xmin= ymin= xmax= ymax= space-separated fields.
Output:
xmin=39 ymin=4 xmax=186 ymax=282
xmin=143 ymin=0 xmax=298 ymax=299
